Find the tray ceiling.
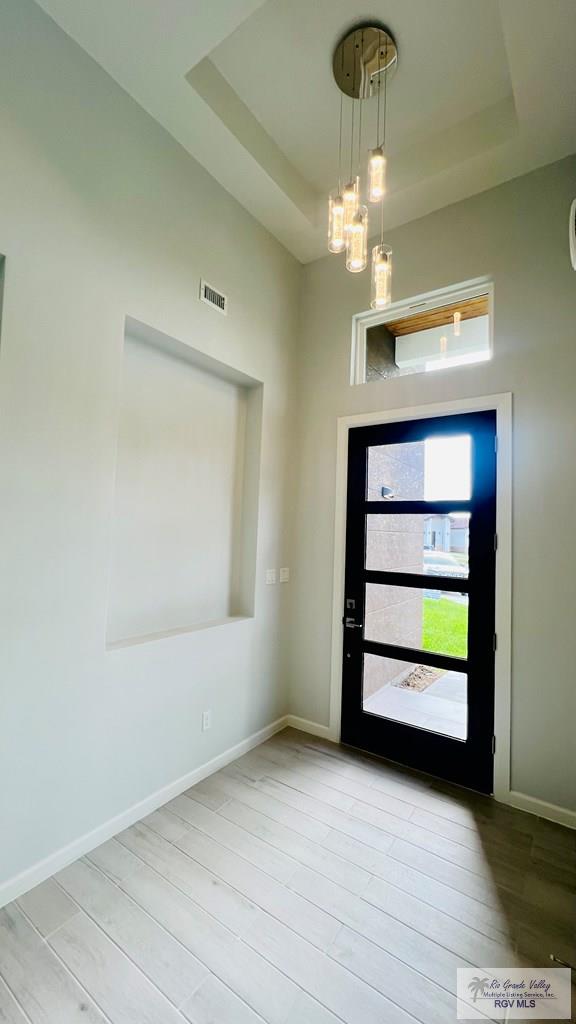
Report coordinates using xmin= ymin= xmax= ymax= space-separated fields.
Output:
xmin=34 ymin=0 xmax=576 ymax=262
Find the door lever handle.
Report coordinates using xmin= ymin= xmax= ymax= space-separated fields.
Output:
xmin=344 ymin=617 xmax=363 ymax=629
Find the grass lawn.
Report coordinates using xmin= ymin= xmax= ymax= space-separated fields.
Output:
xmin=423 ymin=597 xmax=467 ymax=658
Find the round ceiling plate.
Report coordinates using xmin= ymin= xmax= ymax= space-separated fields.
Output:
xmin=333 ymin=25 xmax=397 ymax=99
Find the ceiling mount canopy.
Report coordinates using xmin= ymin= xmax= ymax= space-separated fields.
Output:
xmin=332 ymin=24 xmax=398 ymax=100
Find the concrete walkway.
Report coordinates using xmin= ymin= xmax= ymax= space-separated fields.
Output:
xmin=363 ymin=671 xmax=467 ymax=740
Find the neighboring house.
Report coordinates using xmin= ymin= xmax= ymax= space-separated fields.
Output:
xmin=424 ymin=514 xmax=469 ymax=553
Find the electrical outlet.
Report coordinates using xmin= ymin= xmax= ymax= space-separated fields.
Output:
xmin=202 ymin=710 xmax=211 ymax=732
xmin=279 ymin=567 xmax=290 ymax=583
xmin=265 ymin=568 xmax=277 ymax=585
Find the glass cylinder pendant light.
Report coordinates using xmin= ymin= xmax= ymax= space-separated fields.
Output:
xmin=328 ymin=91 xmax=346 ymax=254
xmin=346 ymin=205 xmax=368 ymax=273
xmin=328 ymin=193 xmax=345 ymax=252
xmin=370 ymin=243 xmax=392 ymax=307
xmin=368 ymin=146 xmax=386 ymax=203
xmin=329 ymin=26 xmax=398 ymax=295
xmin=343 ymin=177 xmax=359 ymax=234
xmin=453 ymin=310 xmax=462 ymax=336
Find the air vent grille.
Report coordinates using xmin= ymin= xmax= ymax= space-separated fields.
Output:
xmin=200 ymin=279 xmax=228 ymax=315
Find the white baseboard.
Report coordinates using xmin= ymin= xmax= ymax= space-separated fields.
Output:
xmin=0 ymin=715 xmax=288 ymax=909
xmin=5 ymin=713 xmax=573 ymax=910
xmin=283 ymin=715 xmax=336 ymax=740
xmin=503 ymin=790 xmax=576 ymax=831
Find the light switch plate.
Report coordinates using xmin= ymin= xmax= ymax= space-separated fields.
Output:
xmin=279 ymin=567 xmax=290 ymax=583
xmin=265 ymin=568 xmax=277 ymax=585
xmin=202 ymin=710 xmax=212 ymax=731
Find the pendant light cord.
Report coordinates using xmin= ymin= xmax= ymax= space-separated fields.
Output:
xmin=382 ymin=36 xmax=388 ymax=156
xmin=337 ymin=92 xmax=343 ymax=193
xmin=337 ymin=40 xmax=344 ymax=193
xmin=376 ymin=34 xmax=381 ymax=148
xmin=357 ymin=30 xmax=364 ymax=175
xmin=380 ymin=35 xmax=389 ymax=244
xmin=349 ymin=97 xmax=355 ymax=180
xmin=349 ymin=30 xmax=357 ymax=181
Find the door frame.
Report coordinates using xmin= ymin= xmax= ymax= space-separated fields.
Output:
xmin=329 ymin=393 xmax=512 ymax=801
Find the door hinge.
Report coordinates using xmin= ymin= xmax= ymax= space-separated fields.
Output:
xmin=492 ymin=735 xmax=496 ymax=754
xmin=493 ymin=633 xmax=498 ymax=652
xmin=493 ymin=533 xmax=498 ymax=552
xmin=494 ymin=435 xmax=499 ymax=454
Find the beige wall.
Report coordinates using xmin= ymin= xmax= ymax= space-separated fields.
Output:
xmin=290 ymin=155 xmax=576 ymax=811
xmin=0 ymin=0 xmax=300 ymax=893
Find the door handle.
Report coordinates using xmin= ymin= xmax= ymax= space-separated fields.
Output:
xmin=344 ymin=617 xmax=363 ymax=629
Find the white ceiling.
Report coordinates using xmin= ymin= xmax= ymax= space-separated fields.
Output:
xmin=34 ymin=0 xmax=576 ymax=262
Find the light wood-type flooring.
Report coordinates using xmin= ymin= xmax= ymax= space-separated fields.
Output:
xmin=1 ymin=729 xmax=574 ymax=1023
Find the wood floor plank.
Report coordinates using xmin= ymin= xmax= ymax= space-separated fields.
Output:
xmin=116 ymin=823 xmax=259 ymax=938
xmin=243 ymin=908 xmax=417 ymax=1024
xmin=140 ymin=807 xmax=192 ymax=844
xmin=268 ymin=739 xmax=502 ymax=838
xmin=261 ymin=739 xmax=418 ymax=820
xmin=17 ymin=878 xmax=79 ymax=937
xmin=531 ymin=817 xmax=576 ymax=853
xmin=272 ymin=733 xmax=522 ymax=833
xmin=520 ymin=874 xmax=576 ymax=927
xmin=55 ymin=858 xmax=208 ymax=1007
xmin=409 ymin=804 xmax=532 ymax=853
xmin=259 ymin=752 xmax=549 ymax=883
xmin=220 ymin=798 xmax=371 ymax=895
xmin=245 ymin=776 xmax=398 ymax=857
xmin=181 ymin=778 xmax=231 ymax=811
xmin=252 ymin=774 xmax=508 ymax=881
xmin=265 ymin=736 xmax=381 ymax=784
xmin=328 ymin=925 xmax=456 ymax=1024
xmin=120 ymin=865 xmax=301 ymax=1024
xmin=220 ymin=795 xmax=509 ymax=945
xmin=233 ymin=759 xmax=359 ymax=814
xmin=0 ymin=977 xmax=30 ymax=1024
xmin=530 ymin=842 xmax=576 ymax=884
xmin=175 ymin=826 xmax=341 ymax=949
xmin=285 ymin=990 xmax=347 ymax=1024
xmin=181 ymin=975 xmax=265 ymax=1024
xmin=286 ymin=865 xmax=472 ymax=992
xmin=274 ymin=733 xmax=434 ymax=795
xmin=348 ymin=799 xmax=522 ymax=882
xmin=48 ymin=912 xmax=183 ymax=1024
xmin=0 ymin=905 xmax=107 ymax=1024
xmin=359 ymin=872 xmax=522 ymax=966
xmin=318 ymin=825 xmax=509 ymax=940
xmin=167 ymin=794 xmax=298 ymax=884
xmin=387 ymin=836 xmax=522 ymax=903
xmin=213 ymin=772 xmax=334 ymax=843
xmin=86 ymin=839 xmax=143 ymax=884
xmin=4 ymin=727 xmax=575 ymax=1024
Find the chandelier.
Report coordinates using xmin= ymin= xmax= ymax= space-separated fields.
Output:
xmin=328 ymin=25 xmax=397 ymax=309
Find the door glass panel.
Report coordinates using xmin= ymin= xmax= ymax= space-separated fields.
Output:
xmin=367 ymin=434 xmax=471 ymax=501
xmin=366 ymin=513 xmax=470 ymax=577
xmin=365 ymin=583 xmax=468 ymax=659
xmin=362 ymin=653 xmax=467 ymax=741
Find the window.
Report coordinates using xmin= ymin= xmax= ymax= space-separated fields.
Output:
xmin=351 ymin=281 xmax=492 ymax=385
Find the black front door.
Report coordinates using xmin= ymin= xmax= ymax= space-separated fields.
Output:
xmin=341 ymin=411 xmax=497 ymax=794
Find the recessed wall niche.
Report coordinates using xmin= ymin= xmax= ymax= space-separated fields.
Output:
xmin=106 ymin=317 xmax=262 ymax=647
